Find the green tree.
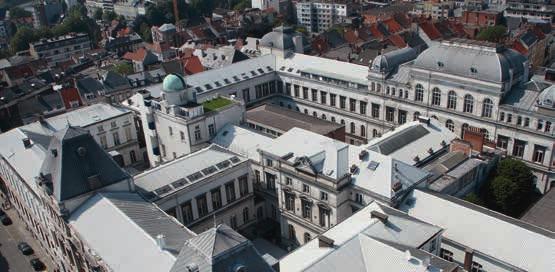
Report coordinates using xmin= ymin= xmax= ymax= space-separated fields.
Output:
xmin=490 ymin=176 xmax=520 ymax=215
xmin=464 ymin=193 xmax=484 ymax=206
xmin=8 ymin=6 xmax=32 ymax=19
xmin=140 ymin=22 xmax=152 ymax=42
xmin=476 ymin=25 xmax=507 ymax=43
xmin=489 ymin=158 xmax=536 ymax=216
xmin=111 ymin=62 xmax=134 ymax=75
xmin=93 ymin=8 xmax=103 ymax=20
xmin=10 ymin=26 xmax=36 ymax=52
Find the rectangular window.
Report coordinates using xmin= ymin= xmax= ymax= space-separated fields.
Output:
xmin=181 ymin=201 xmax=193 ymax=224
xmin=225 ymin=182 xmax=236 ymax=202
xmin=355 ymin=193 xmax=363 ymax=204
xmin=266 ymin=158 xmax=273 ymax=167
xmin=180 ymin=131 xmax=185 ymax=141
xmin=208 ymin=124 xmax=215 ymax=137
xmin=371 ymin=103 xmax=380 ymax=118
xmin=359 ymin=101 xmax=367 ymax=115
xmin=398 ymin=110 xmax=407 ymax=124
xmin=507 ymin=113 xmax=512 ymax=123
xmin=311 ymin=89 xmax=318 ymax=101
xmin=440 ymin=248 xmax=454 ymax=262
xmin=168 ymin=126 xmax=173 ymax=136
xmin=294 ymin=85 xmax=300 ymax=97
xmin=349 ymin=98 xmax=356 ymax=112
xmin=230 ymin=215 xmax=237 ymax=229
xmin=112 ymin=131 xmax=120 ymax=145
xmin=265 ymin=172 xmax=276 ymax=190
xmin=161 ymin=144 xmax=166 ymax=157
xmin=111 ymin=121 xmax=117 ymax=128
xmin=319 ymin=207 xmax=329 ymax=227
xmin=496 ymin=135 xmax=509 ymax=149
xmin=302 ymin=184 xmax=310 ymax=193
xmin=524 ymin=117 xmax=530 ymax=127
xmin=285 ymin=177 xmax=292 ymax=185
xmin=512 ymin=139 xmax=526 ymax=158
xmin=196 ymin=194 xmax=208 ymax=217
xmin=471 ymin=261 xmax=484 ymax=272
xmin=242 ymin=88 xmax=250 ymax=102
xmin=533 ymin=145 xmax=546 ymax=164
xmin=125 ymin=126 xmax=132 ymax=142
xmin=302 ymin=87 xmax=308 ymax=99
xmin=302 ymin=200 xmax=312 ymax=219
xmin=239 ymin=175 xmax=249 ymax=197
xmin=339 ymin=96 xmax=346 ymax=109
xmin=99 ymin=135 xmax=107 ymax=148
xmin=194 ymin=125 xmax=201 ymax=141
xmin=386 ymin=107 xmax=395 ymax=122
xmin=285 ymin=193 xmax=295 ymax=211
xmin=211 ymin=188 xmax=222 ymax=210
xmin=285 ymin=83 xmax=291 ymax=96
xmin=320 ymin=191 xmax=328 ymax=201
xmin=517 ymin=116 xmax=522 ymax=126
xmin=320 ymin=91 xmax=327 ymax=104
xmin=330 ymin=93 xmax=336 ymax=106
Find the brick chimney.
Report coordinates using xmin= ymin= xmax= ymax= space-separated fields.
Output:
xmin=463 ymin=248 xmax=474 ymax=271
xmin=462 ymin=126 xmax=485 ymax=153
xmin=450 ymin=139 xmax=472 ymax=156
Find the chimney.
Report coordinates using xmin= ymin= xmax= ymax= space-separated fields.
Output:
xmin=22 ymin=138 xmax=32 ymax=148
xmin=463 ymin=248 xmax=474 ymax=271
xmin=318 ymin=235 xmax=334 ymax=248
xmin=370 ymin=210 xmax=388 ymax=222
xmin=156 ymin=234 xmax=167 ymax=250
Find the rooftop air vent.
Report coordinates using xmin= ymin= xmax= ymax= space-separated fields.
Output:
xmin=392 ymin=182 xmax=402 ymax=192
xmin=359 ymin=150 xmax=368 ymax=161
xmin=370 ymin=210 xmax=388 ymax=222
xmin=350 ymin=164 xmax=359 ymax=174
xmin=22 ymin=138 xmax=32 ymax=148
xmin=413 ymin=156 xmax=420 ymax=162
xmin=441 ymin=140 xmax=447 ymax=147
xmin=427 ymin=148 xmax=434 ymax=154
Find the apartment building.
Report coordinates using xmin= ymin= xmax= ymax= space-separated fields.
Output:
xmin=29 ymin=33 xmax=91 ymax=66
xmin=412 ymin=1 xmax=456 ymax=19
xmin=134 ymin=144 xmax=256 ymax=233
xmin=505 ymin=0 xmax=555 ymax=22
xmin=124 ymin=73 xmax=245 ymax=167
xmin=21 ymin=103 xmax=143 ymax=166
xmin=296 ymin=1 xmax=350 ymax=33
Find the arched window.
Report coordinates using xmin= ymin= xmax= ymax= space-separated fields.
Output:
xmin=445 ymin=119 xmax=455 ymax=132
xmin=386 ymin=86 xmax=390 ymax=95
xmin=371 ymin=82 xmax=376 ymax=91
xmin=372 ymin=129 xmax=379 ymax=137
xmin=304 ymin=109 xmax=308 ymax=114
xmin=312 ymin=111 xmax=317 ymax=117
xmin=331 ymin=116 xmax=336 ymax=122
xmin=481 ymin=128 xmax=489 ymax=140
xmin=447 ymin=91 xmax=457 ymax=110
xmin=461 ymin=123 xmax=469 ymax=138
xmin=464 ymin=95 xmax=474 ymax=113
xmin=304 ymin=232 xmax=311 ymax=243
xmin=340 ymin=119 xmax=345 ymax=125
xmin=287 ymin=104 xmax=291 ymax=109
xmin=288 ymin=224 xmax=295 ymax=240
xmin=279 ymin=102 xmax=284 ymax=107
xmin=415 ymin=84 xmax=424 ymax=102
xmin=413 ymin=111 xmax=420 ymax=121
xmin=431 ymin=87 xmax=441 ymax=106
xmin=377 ymin=83 xmax=382 ymax=92
xmin=321 ymin=114 xmax=327 ymax=120
xmin=350 ymin=122 xmax=355 ymax=134
xmin=482 ymin=98 xmax=493 ymax=118
xmin=243 ymin=207 xmax=249 ymax=223
xmin=360 ymin=125 xmax=366 ymax=137
xmin=295 ymin=106 xmax=300 ymax=111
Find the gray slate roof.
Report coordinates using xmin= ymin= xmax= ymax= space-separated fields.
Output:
xmin=521 ymin=188 xmax=555 ymax=232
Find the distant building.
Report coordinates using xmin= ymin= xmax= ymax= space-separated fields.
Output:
xmin=461 ymin=9 xmax=503 ymax=27
xmin=296 ymin=1 xmax=351 ymax=33
xmin=29 ymin=33 xmax=91 ymax=67
xmin=412 ymin=0 xmax=456 ymax=19
xmin=505 ymin=0 xmax=555 ymax=22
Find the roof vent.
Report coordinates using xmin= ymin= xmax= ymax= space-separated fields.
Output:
xmin=359 ymin=150 xmax=368 ymax=161
xmin=156 ymin=234 xmax=166 ymax=251
xmin=22 ymin=138 xmax=32 ymax=148
xmin=441 ymin=140 xmax=447 ymax=147
xmin=350 ymin=164 xmax=359 ymax=174
xmin=87 ymin=175 xmax=102 ymax=190
xmin=413 ymin=156 xmax=420 ymax=162
xmin=427 ymin=148 xmax=434 ymax=154
xmin=370 ymin=210 xmax=388 ymax=222
xmin=186 ymin=263 xmax=199 ymax=272
xmin=318 ymin=235 xmax=334 ymax=248
xmin=392 ymin=182 xmax=402 ymax=192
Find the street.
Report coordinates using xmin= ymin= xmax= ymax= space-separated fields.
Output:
xmin=0 ymin=205 xmax=53 ymax=272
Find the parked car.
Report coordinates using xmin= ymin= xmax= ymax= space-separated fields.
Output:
xmin=17 ymin=242 xmax=33 ymax=255
xmin=30 ymin=258 xmax=45 ymax=271
xmin=0 ymin=213 xmax=11 ymax=225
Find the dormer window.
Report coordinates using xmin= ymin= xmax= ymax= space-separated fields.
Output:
xmin=470 ymin=67 xmax=478 ymax=74
xmin=437 ymin=61 xmax=444 ymax=68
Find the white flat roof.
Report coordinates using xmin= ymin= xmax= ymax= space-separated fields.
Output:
xmin=212 ymin=124 xmax=274 ymax=161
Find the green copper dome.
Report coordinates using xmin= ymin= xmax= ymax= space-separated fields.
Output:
xmin=162 ymin=74 xmax=186 ymax=93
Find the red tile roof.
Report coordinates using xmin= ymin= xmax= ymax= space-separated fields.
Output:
xmin=419 ymin=21 xmax=442 ymax=40
xmin=182 ymin=56 xmax=204 ymax=75
xmin=512 ymin=40 xmax=528 ymax=55
xmin=311 ymin=36 xmax=329 ymax=55
xmin=383 ymin=18 xmax=402 ymax=33
xmin=388 ymin=34 xmax=406 ymax=48
xmin=370 ymin=23 xmax=384 ymax=39
xmin=343 ymin=29 xmax=359 ymax=44
xmin=123 ymin=47 xmax=148 ymax=62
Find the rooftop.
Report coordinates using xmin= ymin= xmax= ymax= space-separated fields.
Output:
xmin=280 ymin=201 xmax=454 ymax=272
xmin=246 ymin=104 xmax=343 ymax=135
xmin=202 ymin=97 xmax=234 ymax=112
xmin=401 ymin=189 xmax=555 ymax=272
xmin=134 ymin=144 xmax=247 ymax=201
xmin=521 ymin=188 xmax=555 ymax=232
xmin=212 ymin=124 xmax=275 ymax=160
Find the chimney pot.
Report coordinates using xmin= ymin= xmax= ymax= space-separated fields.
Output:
xmin=156 ymin=234 xmax=167 ymax=250
xmin=22 ymin=138 xmax=32 ymax=148
xmin=464 ymin=248 xmax=474 ymax=271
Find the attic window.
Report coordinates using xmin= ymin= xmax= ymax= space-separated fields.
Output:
xmin=280 ymin=66 xmax=286 ymax=71
xmin=257 ymin=68 xmax=265 ymax=73
xmin=233 ymin=76 xmax=240 ymax=82
xmin=287 ymin=68 xmax=294 ymax=72
xmin=224 ymin=78 xmax=231 ymax=84
xmin=204 ymin=84 xmax=213 ymax=90
xmin=470 ymin=67 xmax=477 ymax=74
xmin=251 ymin=71 xmax=257 ymax=76
xmin=437 ymin=61 xmax=444 ymax=68
xmin=214 ymin=81 xmax=221 ymax=87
